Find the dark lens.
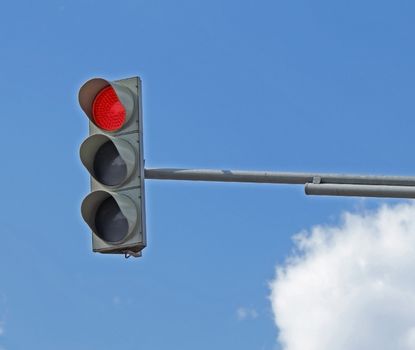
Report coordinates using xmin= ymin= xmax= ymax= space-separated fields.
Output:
xmin=93 ymin=141 xmax=127 ymax=186
xmin=95 ymin=197 xmax=128 ymax=243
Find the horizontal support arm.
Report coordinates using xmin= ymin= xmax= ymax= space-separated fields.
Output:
xmin=144 ymin=168 xmax=415 ymax=187
xmin=144 ymin=168 xmax=415 ymax=199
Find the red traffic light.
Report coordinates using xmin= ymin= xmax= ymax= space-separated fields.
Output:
xmin=79 ymin=77 xmax=146 ymax=257
xmin=78 ymin=78 xmax=135 ymax=133
xmin=92 ymin=86 xmax=126 ymax=131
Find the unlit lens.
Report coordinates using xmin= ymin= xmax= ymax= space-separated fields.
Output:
xmin=93 ymin=141 xmax=127 ymax=186
xmin=95 ymin=197 xmax=128 ymax=243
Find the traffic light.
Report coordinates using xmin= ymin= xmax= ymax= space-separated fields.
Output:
xmin=78 ymin=77 xmax=146 ymax=257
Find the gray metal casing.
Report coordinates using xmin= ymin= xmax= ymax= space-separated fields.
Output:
xmin=83 ymin=77 xmax=146 ymax=255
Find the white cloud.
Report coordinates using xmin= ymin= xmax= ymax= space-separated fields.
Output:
xmin=237 ymin=307 xmax=258 ymax=321
xmin=270 ymin=202 xmax=415 ymax=350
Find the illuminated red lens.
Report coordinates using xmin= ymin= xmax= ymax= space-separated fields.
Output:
xmin=92 ymin=86 xmax=126 ymax=131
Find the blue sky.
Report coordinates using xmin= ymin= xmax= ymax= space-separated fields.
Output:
xmin=0 ymin=1 xmax=415 ymax=349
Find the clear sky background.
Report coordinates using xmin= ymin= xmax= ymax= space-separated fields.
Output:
xmin=1 ymin=1 xmax=415 ymax=349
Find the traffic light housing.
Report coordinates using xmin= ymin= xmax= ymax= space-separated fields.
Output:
xmin=79 ymin=77 xmax=146 ymax=257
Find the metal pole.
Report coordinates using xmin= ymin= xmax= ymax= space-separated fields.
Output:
xmin=305 ymin=183 xmax=415 ymax=199
xmin=144 ymin=168 xmax=415 ymax=187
